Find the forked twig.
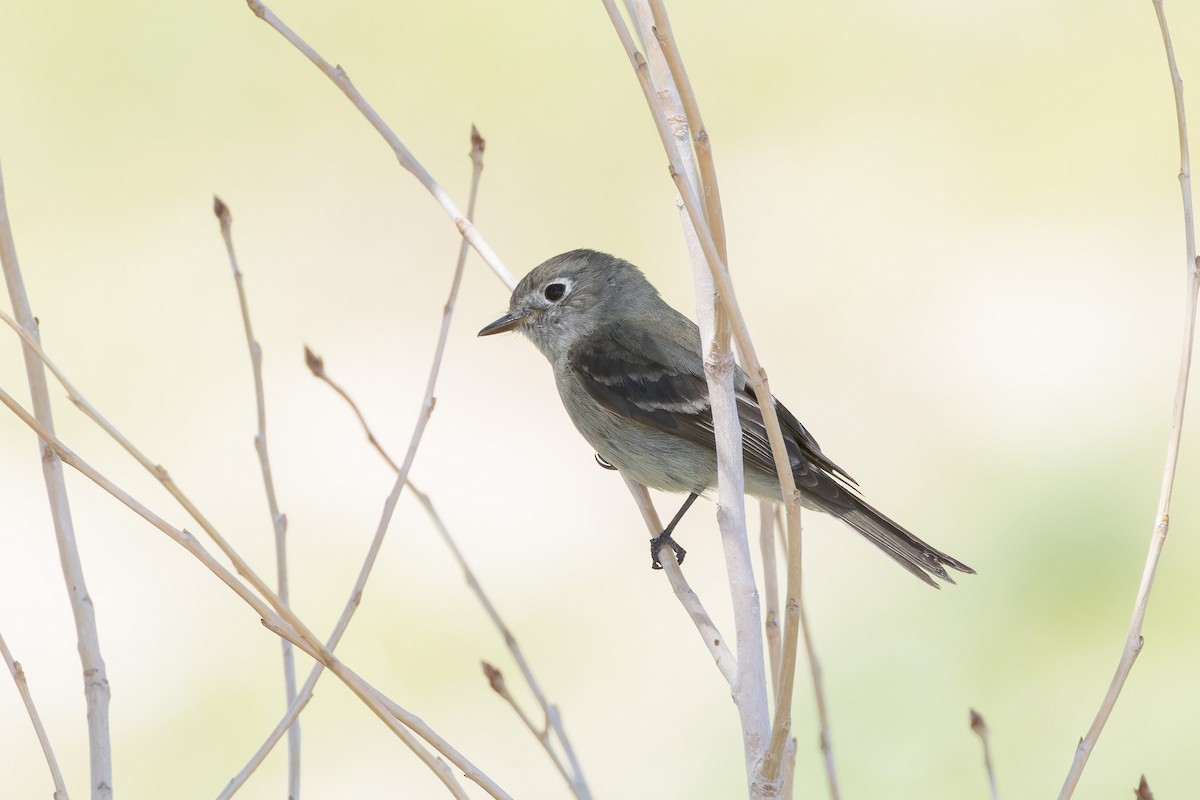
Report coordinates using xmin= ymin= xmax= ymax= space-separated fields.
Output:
xmin=220 ymin=131 xmax=515 ymax=798
xmin=0 ymin=161 xmax=113 ymax=800
xmin=1058 ymin=2 xmax=1199 ymax=795
xmin=304 ymin=128 xmax=592 ymax=793
xmin=214 ymin=196 xmax=301 ymax=798
xmin=0 ymin=629 xmax=70 ymax=799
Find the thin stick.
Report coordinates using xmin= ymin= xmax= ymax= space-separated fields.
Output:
xmin=758 ymin=502 xmax=782 ymax=698
xmin=970 ymin=710 xmax=999 ymax=800
xmin=308 ymin=295 xmax=594 ymax=796
xmin=0 ymin=383 xmax=505 ymax=800
xmin=601 ymin=6 xmax=806 ymax=787
xmin=1058 ymin=3 xmax=1199 ymax=796
xmin=0 ymin=161 xmax=113 ymax=800
xmin=647 ymin=0 xmax=727 ymax=260
xmin=213 ymin=196 xmax=301 ymax=799
xmin=244 ymin=0 xmax=516 ymax=291
xmin=622 ymin=478 xmax=737 ymax=684
xmin=416 ymin=483 xmax=592 ymax=800
xmin=800 ymin=583 xmax=839 ymax=800
xmin=222 ymin=128 xmax=515 ymax=798
xmin=0 ymin=629 xmax=70 ymax=799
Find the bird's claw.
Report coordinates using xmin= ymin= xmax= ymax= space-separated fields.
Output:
xmin=650 ymin=532 xmax=687 ymax=569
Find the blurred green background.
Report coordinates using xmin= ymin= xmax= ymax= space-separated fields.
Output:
xmin=2 ymin=0 xmax=1199 ymax=797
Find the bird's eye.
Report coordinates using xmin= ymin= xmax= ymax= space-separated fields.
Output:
xmin=543 ymin=283 xmax=566 ymax=302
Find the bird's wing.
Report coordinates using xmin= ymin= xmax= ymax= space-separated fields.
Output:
xmin=567 ymin=323 xmax=856 ymax=493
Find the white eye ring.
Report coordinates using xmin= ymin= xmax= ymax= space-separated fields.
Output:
xmin=543 ymin=279 xmax=570 ymax=302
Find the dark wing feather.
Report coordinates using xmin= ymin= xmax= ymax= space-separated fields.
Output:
xmin=567 ymin=323 xmax=854 ymax=493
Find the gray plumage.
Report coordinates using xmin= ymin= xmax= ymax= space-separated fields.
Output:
xmin=479 ymin=249 xmax=973 ymax=586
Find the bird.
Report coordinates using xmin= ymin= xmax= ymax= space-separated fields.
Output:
xmin=478 ymin=249 xmax=973 ymax=587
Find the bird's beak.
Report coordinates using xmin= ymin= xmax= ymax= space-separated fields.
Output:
xmin=477 ymin=309 xmax=530 ymax=337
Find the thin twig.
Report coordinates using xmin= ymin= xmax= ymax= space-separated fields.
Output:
xmin=305 ymin=244 xmax=594 ymax=799
xmin=222 ymin=129 xmax=519 ymax=799
xmin=800 ymin=583 xmax=839 ymax=800
xmin=759 ymin=501 xmax=781 ymax=698
xmin=213 ymin=196 xmax=301 ymax=799
xmin=0 ymin=629 xmax=70 ymax=799
xmin=419 ymin=479 xmax=592 ymax=800
xmin=622 ymin=478 xmax=737 ymax=684
xmin=0 ymin=160 xmax=113 ymax=800
xmin=244 ymin=0 xmax=516 ymax=291
xmin=970 ymin=710 xmax=999 ymax=800
xmin=1058 ymin=3 xmax=1199 ymax=796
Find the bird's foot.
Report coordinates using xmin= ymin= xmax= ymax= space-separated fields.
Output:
xmin=650 ymin=531 xmax=687 ymax=569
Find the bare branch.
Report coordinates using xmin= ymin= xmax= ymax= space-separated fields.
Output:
xmin=0 ymin=629 xmax=70 ymax=799
xmin=0 ymin=160 xmax=112 ymax=800
xmin=622 ymin=478 xmax=737 ymax=684
xmin=243 ymin=0 xmax=516 ymax=291
xmin=1058 ymin=2 xmax=1199 ymax=795
xmin=758 ymin=501 xmax=781 ymax=697
xmin=214 ymin=195 xmax=301 ymax=799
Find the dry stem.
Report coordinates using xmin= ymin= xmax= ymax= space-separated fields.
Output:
xmin=619 ymin=0 xmax=771 ymax=784
xmin=0 ymin=629 xmax=70 ymax=799
xmin=606 ymin=2 xmax=810 ymax=789
xmin=759 ymin=502 xmax=782 ymax=697
xmin=1057 ymin=2 xmax=1199 ymax=795
xmin=970 ymin=710 xmax=999 ymax=800
xmin=214 ymin=196 xmax=301 ymax=799
xmin=622 ymin=478 xmax=738 ymax=684
xmin=244 ymin=0 xmax=516 ymax=291
xmin=0 ymin=161 xmax=113 ymax=800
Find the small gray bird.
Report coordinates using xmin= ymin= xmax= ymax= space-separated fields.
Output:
xmin=479 ymin=249 xmax=972 ymax=586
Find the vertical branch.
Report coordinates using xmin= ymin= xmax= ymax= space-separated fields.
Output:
xmin=1058 ymin=2 xmax=1199 ymax=796
xmin=617 ymin=1 xmax=770 ymax=784
xmin=800 ymin=594 xmax=838 ymax=799
xmin=214 ymin=197 xmax=301 ymax=798
xmin=1 ymin=629 xmax=70 ymax=799
xmin=0 ymin=162 xmax=113 ymax=800
xmin=610 ymin=2 xmax=809 ymax=787
xmin=758 ymin=501 xmax=781 ymax=697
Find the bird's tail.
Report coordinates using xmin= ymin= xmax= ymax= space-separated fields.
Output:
xmin=837 ymin=499 xmax=974 ymax=588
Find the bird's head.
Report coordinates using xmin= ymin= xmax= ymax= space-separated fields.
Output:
xmin=478 ymin=249 xmax=656 ymax=360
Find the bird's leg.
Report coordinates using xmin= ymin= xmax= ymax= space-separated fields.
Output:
xmin=651 ymin=492 xmax=699 ymax=569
